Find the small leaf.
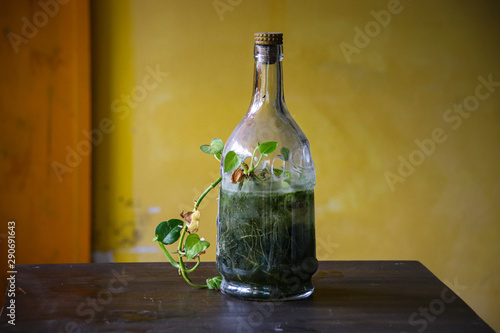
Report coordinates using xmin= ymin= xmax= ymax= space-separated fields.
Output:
xmin=224 ymin=151 xmax=242 ymax=173
xmin=155 ymin=219 xmax=184 ymax=245
xmin=200 ymin=145 xmax=217 ymax=154
xmin=214 ymin=153 xmax=222 ymax=162
xmin=184 ymin=233 xmax=210 ymax=260
xmin=206 ymin=276 xmax=222 ymax=290
xmin=200 ymin=138 xmax=224 ymax=155
xmin=210 ymin=138 xmax=224 ymax=152
xmin=280 ymin=147 xmax=290 ymax=161
xmin=258 ymin=141 xmax=278 ymax=155
xmin=273 ymin=169 xmax=291 ymax=177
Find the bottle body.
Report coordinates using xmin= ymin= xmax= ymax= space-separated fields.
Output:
xmin=217 ymin=188 xmax=316 ymax=300
xmin=216 ymin=33 xmax=317 ymax=301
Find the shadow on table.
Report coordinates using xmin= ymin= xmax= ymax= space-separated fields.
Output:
xmin=215 ymin=274 xmax=435 ymax=333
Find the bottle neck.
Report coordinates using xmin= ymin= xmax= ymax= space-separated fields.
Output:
xmin=251 ymin=44 xmax=284 ymax=110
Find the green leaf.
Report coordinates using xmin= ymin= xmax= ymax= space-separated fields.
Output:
xmin=206 ymin=276 xmax=222 ymax=290
xmin=273 ymin=169 xmax=291 ymax=178
xmin=280 ymin=147 xmax=290 ymax=161
xmin=258 ymin=141 xmax=278 ymax=155
xmin=154 ymin=219 xmax=184 ymax=245
xmin=210 ymin=138 xmax=224 ymax=151
xmin=184 ymin=233 xmax=210 ymax=260
xmin=214 ymin=153 xmax=222 ymax=162
xmin=200 ymin=138 xmax=224 ymax=155
xmin=224 ymin=151 xmax=242 ymax=173
xmin=200 ymin=145 xmax=218 ymax=154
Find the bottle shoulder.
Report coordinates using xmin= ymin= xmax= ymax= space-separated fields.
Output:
xmin=222 ymin=105 xmax=315 ymax=194
xmin=225 ymin=104 xmax=312 ymax=154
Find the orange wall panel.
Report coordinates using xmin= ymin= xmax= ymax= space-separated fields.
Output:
xmin=0 ymin=0 xmax=91 ymax=297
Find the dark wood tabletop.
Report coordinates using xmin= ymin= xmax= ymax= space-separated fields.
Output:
xmin=0 ymin=261 xmax=493 ymax=332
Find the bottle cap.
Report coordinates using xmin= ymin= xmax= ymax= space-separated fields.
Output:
xmin=254 ymin=32 xmax=283 ymax=45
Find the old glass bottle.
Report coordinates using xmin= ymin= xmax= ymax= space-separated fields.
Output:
xmin=217 ymin=33 xmax=317 ymax=301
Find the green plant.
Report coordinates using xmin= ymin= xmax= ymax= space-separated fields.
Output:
xmin=153 ymin=138 xmax=281 ymax=289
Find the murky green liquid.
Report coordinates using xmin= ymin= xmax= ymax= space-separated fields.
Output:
xmin=217 ymin=189 xmax=317 ymax=300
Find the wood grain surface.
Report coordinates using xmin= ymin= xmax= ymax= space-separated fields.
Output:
xmin=0 ymin=261 xmax=493 ymax=332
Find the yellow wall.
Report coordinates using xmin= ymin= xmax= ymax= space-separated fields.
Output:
xmin=91 ymin=0 xmax=137 ymax=262
xmin=91 ymin=0 xmax=500 ymax=329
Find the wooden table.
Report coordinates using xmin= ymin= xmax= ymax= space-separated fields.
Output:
xmin=0 ymin=261 xmax=493 ymax=332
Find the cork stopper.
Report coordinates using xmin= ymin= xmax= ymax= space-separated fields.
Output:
xmin=254 ymin=32 xmax=283 ymax=45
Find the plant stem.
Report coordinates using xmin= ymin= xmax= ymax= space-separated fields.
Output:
xmin=184 ymin=256 xmax=201 ymax=273
xmin=158 ymin=242 xmax=180 ymax=269
xmin=178 ymin=225 xmax=188 ymax=252
xmin=251 ymin=173 xmax=264 ymax=184
xmin=179 ymin=260 xmax=207 ymax=288
xmin=177 ymin=225 xmax=207 ymax=288
xmin=247 ymin=146 xmax=260 ymax=174
xmin=194 ymin=176 xmax=222 ymax=209
xmin=248 ymin=153 xmax=264 ymax=174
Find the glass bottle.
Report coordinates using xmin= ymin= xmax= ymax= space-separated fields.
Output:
xmin=217 ymin=32 xmax=317 ymax=301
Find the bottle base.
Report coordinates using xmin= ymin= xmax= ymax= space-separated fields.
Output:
xmin=220 ymin=279 xmax=314 ymax=301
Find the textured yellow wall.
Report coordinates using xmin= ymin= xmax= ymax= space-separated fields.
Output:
xmin=91 ymin=0 xmax=500 ymax=329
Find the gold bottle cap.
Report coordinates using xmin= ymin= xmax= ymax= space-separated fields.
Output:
xmin=254 ymin=32 xmax=283 ymax=45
